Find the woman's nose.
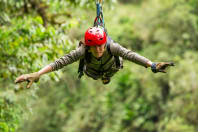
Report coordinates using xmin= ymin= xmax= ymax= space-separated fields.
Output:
xmin=95 ymin=46 xmax=100 ymax=52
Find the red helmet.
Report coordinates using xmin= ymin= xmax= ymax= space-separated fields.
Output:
xmin=84 ymin=27 xmax=107 ymax=46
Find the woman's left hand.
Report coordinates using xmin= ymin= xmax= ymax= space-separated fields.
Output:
xmin=151 ymin=62 xmax=175 ymax=73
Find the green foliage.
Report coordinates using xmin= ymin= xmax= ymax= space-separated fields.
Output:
xmin=164 ymin=117 xmax=195 ymax=132
xmin=0 ymin=92 xmax=21 ymax=132
xmin=0 ymin=122 xmax=9 ymax=132
xmin=0 ymin=1 xmax=81 ymax=131
xmin=132 ymin=0 xmax=198 ymax=52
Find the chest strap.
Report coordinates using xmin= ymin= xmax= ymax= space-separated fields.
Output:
xmin=106 ymin=38 xmax=121 ymax=69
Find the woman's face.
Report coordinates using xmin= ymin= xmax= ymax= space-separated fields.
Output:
xmin=90 ymin=44 xmax=106 ymax=58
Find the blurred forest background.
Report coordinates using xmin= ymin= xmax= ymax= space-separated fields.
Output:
xmin=1 ymin=0 xmax=198 ymax=132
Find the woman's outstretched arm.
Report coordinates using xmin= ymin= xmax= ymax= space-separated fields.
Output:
xmin=15 ymin=65 xmax=53 ymax=88
xmin=15 ymin=41 xmax=86 ymax=88
xmin=110 ymin=42 xmax=174 ymax=72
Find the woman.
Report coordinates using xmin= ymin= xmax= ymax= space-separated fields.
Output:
xmin=15 ymin=26 xmax=174 ymax=88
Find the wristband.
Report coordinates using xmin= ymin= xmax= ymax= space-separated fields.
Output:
xmin=151 ymin=63 xmax=157 ymax=73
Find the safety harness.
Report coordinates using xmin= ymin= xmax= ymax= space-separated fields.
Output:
xmin=78 ymin=0 xmax=121 ymax=79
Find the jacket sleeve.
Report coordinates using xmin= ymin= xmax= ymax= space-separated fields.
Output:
xmin=49 ymin=44 xmax=85 ymax=71
xmin=110 ymin=41 xmax=150 ymax=67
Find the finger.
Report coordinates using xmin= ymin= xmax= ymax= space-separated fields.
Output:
xmin=27 ymin=81 xmax=33 ymax=89
xmin=15 ymin=76 xmax=22 ymax=83
xmin=160 ymin=63 xmax=171 ymax=67
xmin=15 ymin=75 xmax=26 ymax=83
xmin=164 ymin=62 xmax=175 ymax=66
xmin=160 ymin=62 xmax=175 ymax=69
xmin=160 ymin=65 xmax=167 ymax=70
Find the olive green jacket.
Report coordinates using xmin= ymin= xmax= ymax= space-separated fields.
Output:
xmin=49 ymin=40 xmax=150 ymax=78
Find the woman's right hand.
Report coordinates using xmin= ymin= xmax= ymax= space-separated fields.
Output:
xmin=15 ymin=72 xmax=40 ymax=88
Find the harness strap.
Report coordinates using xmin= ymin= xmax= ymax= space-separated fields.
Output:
xmin=78 ymin=59 xmax=84 ymax=79
xmin=106 ymin=37 xmax=121 ymax=69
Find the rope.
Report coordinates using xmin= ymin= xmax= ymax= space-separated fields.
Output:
xmin=94 ymin=0 xmax=105 ymax=28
